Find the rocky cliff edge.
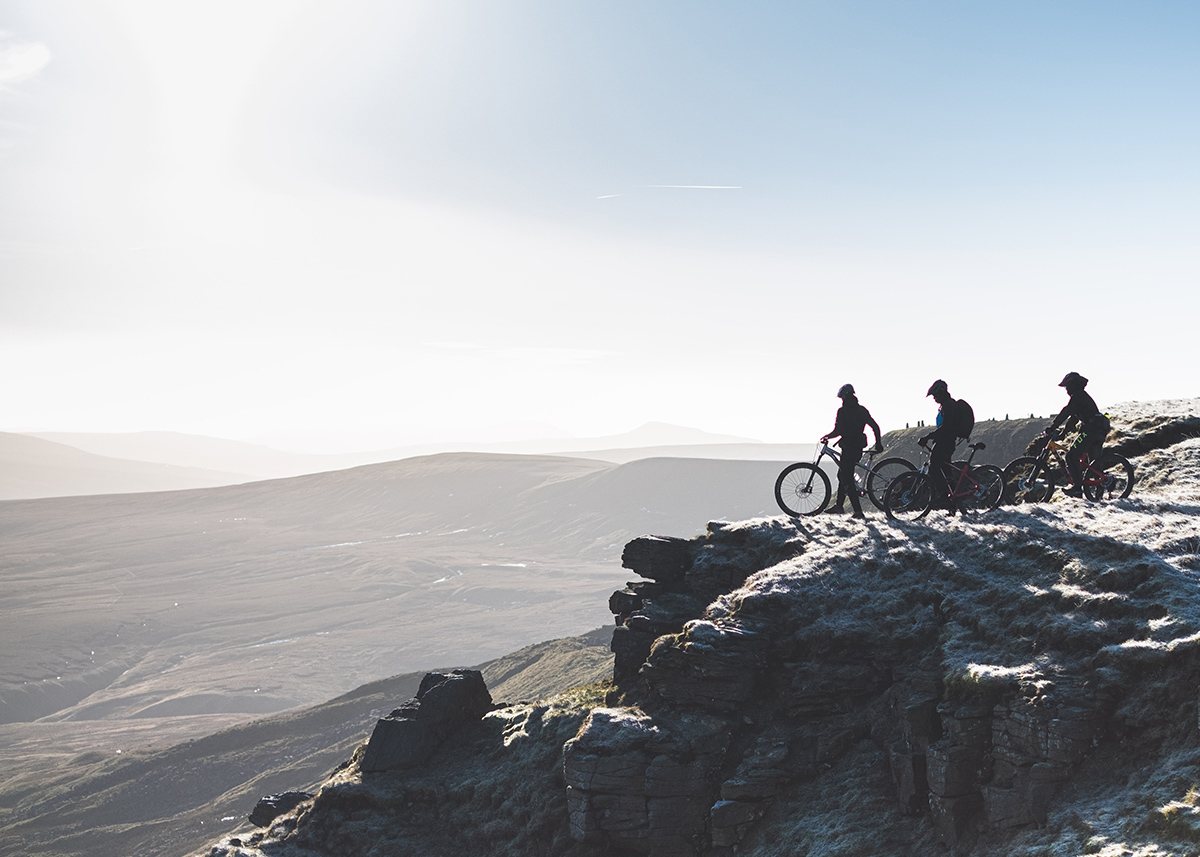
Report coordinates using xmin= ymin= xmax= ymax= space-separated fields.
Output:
xmin=199 ymin=397 xmax=1200 ymax=857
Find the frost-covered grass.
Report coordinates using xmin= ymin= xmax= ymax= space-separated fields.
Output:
xmin=703 ymin=402 xmax=1200 ymax=695
xmin=700 ymin=399 xmax=1200 ymax=856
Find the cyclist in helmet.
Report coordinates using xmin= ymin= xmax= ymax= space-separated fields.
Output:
xmin=919 ymin=379 xmax=972 ymax=514
xmin=820 ymin=383 xmax=884 ymax=518
xmin=1044 ymin=372 xmax=1110 ymax=498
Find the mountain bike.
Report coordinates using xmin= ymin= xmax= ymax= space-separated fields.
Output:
xmin=884 ymin=440 xmax=1005 ymax=521
xmin=774 ymin=443 xmax=915 ymax=517
xmin=1003 ymin=428 xmax=1134 ymax=504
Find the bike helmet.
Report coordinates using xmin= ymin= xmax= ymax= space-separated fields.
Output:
xmin=927 ymin=379 xmax=948 ymax=397
xmin=837 ymin=383 xmax=855 ymax=398
xmin=1059 ymin=372 xmax=1088 ymax=390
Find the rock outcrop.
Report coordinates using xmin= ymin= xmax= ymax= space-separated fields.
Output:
xmin=563 ymin=707 xmax=729 ymax=855
xmin=570 ymin=402 xmax=1200 ymax=853
xmin=360 ymin=669 xmax=493 ymax=772
xmin=197 ymin=398 xmax=1200 ymax=857
xmin=248 ymin=792 xmax=313 ymax=828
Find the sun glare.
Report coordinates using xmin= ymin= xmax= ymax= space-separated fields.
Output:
xmin=0 ymin=39 xmax=50 ymax=83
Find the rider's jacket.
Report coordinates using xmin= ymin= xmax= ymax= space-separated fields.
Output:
xmin=1050 ymin=390 xmax=1100 ymax=431
xmin=828 ymin=397 xmax=881 ymax=450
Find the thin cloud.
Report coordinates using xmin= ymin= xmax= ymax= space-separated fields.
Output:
xmin=0 ymin=40 xmax=52 ymax=85
xmin=595 ymin=186 xmax=741 ymax=199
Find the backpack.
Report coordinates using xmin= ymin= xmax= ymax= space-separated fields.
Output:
xmin=1081 ymin=412 xmax=1110 ymax=440
xmin=955 ymin=399 xmax=975 ymax=439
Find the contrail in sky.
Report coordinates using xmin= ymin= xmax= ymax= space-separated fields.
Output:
xmin=595 ymin=185 xmax=742 ymax=199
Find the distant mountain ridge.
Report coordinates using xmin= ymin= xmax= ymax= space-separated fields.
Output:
xmin=18 ymin=415 xmax=1052 ymax=502
xmin=0 ymin=432 xmax=251 ymax=500
xmin=17 ymin=423 xmax=769 ymax=498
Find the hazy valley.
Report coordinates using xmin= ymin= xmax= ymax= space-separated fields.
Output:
xmin=1 ymin=439 xmax=802 ymax=857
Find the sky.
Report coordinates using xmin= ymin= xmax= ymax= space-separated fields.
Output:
xmin=1 ymin=1 xmax=1198 ymax=452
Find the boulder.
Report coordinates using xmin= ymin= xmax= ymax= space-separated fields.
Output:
xmin=248 ymin=791 xmax=313 ymax=827
xmin=360 ymin=670 xmax=492 ymax=773
xmin=622 ymin=536 xmax=692 ymax=584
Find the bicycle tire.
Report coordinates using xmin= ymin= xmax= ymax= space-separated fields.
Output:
xmin=1003 ymin=456 xmax=1055 ymax=504
xmin=1084 ymin=452 xmax=1135 ymax=501
xmin=865 ymin=457 xmax=916 ymax=511
xmin=884 ymin=470 xmax=932 ymax=521
xmin=961 ymin=464 xmax=1005 ymax=512
xmin=774 ymin=462 xmax=831 ymax=516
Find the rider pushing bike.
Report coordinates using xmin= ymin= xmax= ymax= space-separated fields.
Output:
xmin=820 ymin=384 xmax=884 ymax=518
xmin=1042 ymin=372 xmax=1111 ymax=498
xmin=919 ymin=379 xmax=974 ymax=515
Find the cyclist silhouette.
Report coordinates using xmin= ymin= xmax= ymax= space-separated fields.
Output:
xmin=1043 ymin=372 xmax=1110 ymax=498
xmin=919 ymin=379 xmax=973 ymax=514
xmin=820 ymin=383 xmax=883 ymax=518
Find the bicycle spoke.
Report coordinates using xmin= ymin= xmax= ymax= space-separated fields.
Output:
xmin=885 ymin=470 xmax=931 ymax=521
xmin=960 ymin=465 xmax=1004 ymax=512
xmin=1003 ymin=457 xmax=1054 ymax=504
xmin=774 ymin=463 xmax=831 ymax=516
xmin=866 ymin=457 xmax=916 ymax=511
xmin=1083 ymin=453 xmax=1135 ymax=501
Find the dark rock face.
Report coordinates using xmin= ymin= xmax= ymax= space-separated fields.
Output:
xmin=360 ymin=669 xmax=493 ymax=773
xmin=248 ymin=791 xmax=313 ymax=827
xmin=641 ymin=620 xmax=769 ymax=712
xmin=577 ymin=503 xmax=1195 ymax=855
xmin=609 ymin=523 xmax=799 ymax=689
xmin=562 ymin=708 xmax=729 ymax=857
xmin=577 ymin=520 xmax=853 ymax=854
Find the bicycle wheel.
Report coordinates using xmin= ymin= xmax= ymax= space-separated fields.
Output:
xmin=866 ymin=457 xmax=916 ymax=511
xmin=1003 ymin=456 xmax=1055 ymax=504
xmin=1084 ymin=452 xmax=1134 ymax=501
xmin=885 ymin=470 xmax=932 ymax=521
xmin=960 ymin=464 xmax=1005 ymax=512
xmin=774 ymin=463 xmax=831 ymax=516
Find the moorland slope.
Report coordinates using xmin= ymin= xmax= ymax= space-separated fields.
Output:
xmin=0 ymin=453 xmax=792 ymax=730
xmin=0 ymin=628 xmax=614 ymax=857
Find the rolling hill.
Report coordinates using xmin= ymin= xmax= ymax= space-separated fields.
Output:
xmin=0 ymin=432 xmax=251 ymax=500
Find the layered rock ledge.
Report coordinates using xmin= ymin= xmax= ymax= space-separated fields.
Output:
xmin=199 ymin=399 xmax=1200 ymax=857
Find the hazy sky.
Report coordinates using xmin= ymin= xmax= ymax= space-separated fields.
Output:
xmin=2 ymin=1 xmax=1198 ymax=450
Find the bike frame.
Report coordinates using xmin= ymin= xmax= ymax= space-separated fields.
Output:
xmin=813 ymin=442 xmax=883 ymax=496
xmin=1035 ymin=432 xmax=1103 ymax=488
xmin=916 ymin=439 xmax=987 ymax=506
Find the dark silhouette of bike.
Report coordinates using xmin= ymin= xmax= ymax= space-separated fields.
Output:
xmin=774 ymin=442 xmax=914 ymax=516
xmin=1003 ymin=429 xmax=1134 ymax=504
xmin=884 ymin=440 xmax=1004 ymax=521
